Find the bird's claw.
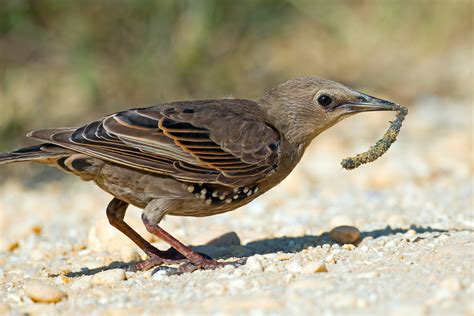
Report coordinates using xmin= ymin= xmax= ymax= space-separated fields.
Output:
xmin=178 ymin=257 xmax=247 ymax=273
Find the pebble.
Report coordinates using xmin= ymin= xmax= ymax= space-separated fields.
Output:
xmin=233 ymin=266 xmax=247 ymax=277
xmin=301 ymin=261 xmax=328 ymax=274
xmin=70 ymin=276 xmax=92 ymax=291
xmin=246 ymin=256 xmax=264 ymax=273
xmin=120 ymin=246 xmax=141 ymax=263
xmin=325 ymin=254 xmax=336 ymax=264
xmin=342 ymin=244 xmax=356 ymax=251
xmin=329 ymin=226 xmax=361 ymax=244
xmin=287 ymin=262 xmax=302 ymax=273
xmin=24 ymin=281 xmax=67 ymax=303
xmin=223 ymin=264 xmax=236 ymax=273
xmin=91 ymin=269 xmax=126 ymax=285
xmin=384 ymin=240 xmax=398 ymax=248
xmin=275 ymin=253 xmax=292 ymax=261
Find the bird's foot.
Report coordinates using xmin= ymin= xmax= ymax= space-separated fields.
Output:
xmin=127 ymin=247 xmax=189 ymax=272
xmin=128 ymin=254 xmax=165 ymax=272
xmin=178 ymin=257 xmax=247 ymax=273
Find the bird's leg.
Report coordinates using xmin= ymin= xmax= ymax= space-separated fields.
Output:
xmin=105 ymin=198 xmax=187 ymax=271
xmin=141 ymin=214 xmax=246 ymax=273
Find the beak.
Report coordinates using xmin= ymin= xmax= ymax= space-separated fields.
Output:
xmin=337 ymin=93 xmax=398 ymax=113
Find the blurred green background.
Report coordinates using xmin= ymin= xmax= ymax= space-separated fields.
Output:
xmin=0 ymin=0 xmax=472 ymax=171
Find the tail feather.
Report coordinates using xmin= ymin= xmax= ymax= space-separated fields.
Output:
xmin=0 ymin=144 xmax=70 ymax=165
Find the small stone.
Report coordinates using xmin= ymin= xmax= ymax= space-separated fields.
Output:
xmin=438 ymin=234 xmax=449 ymax=241
xmin=246 ymin=256 xmax=264 ymax=273
xmin=384 ymin=240 xmax=398 ymax=248
xmin=187 ymin=185 xmax=194 ymax=192
xmin=287 ymin=262 xmax=302 ymax=273
xmin=301 ymin=261 xmax=328 ymax=274
xmin=356 ymin=271 xmax=379 ymax=279
xmin=120 ymin=246 xmax=141 ymax=263
xmin=223 ymin=264 xmax=236 ymax=273
xmin=82 ymin=260 xmax=105 ymax=270
xmin=151 ymin=267 xmax=178 ymax=281
xmin=234 ymin=267 xmax=246 ymax=276
xmin=325 ymin=254 xmax=336 ymax=264
xmin=342 ymin=244 xmax=356 ymax=250
xmin=91 ymin=269 xmax=126 ymax=285
xmin=275 ymin=253 xmax=292 ymax=261
xmin=25 ymin=281 xmax=67 ymax=304
xmin=329 ymin=226 xmax=361 ymax=244
xmin=70 ymin=276 xmax=92 ymax=291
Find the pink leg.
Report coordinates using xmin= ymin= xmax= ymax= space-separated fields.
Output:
xmin=142 ymin=214 xmax=246 ymax=272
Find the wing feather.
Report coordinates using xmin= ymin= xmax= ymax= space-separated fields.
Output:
xmin=29 ymin=99 xmax=281 ymax=187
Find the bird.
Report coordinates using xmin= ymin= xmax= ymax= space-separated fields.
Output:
xmin=0 ymin=77 xmax=399 ymax=272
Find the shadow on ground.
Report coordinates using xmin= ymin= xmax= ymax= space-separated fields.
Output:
xmin=65 ymin=225 xmax=449 ymax=278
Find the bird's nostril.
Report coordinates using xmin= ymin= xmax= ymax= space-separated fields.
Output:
xmin=357 ymin=96 xmax=368 ymax=102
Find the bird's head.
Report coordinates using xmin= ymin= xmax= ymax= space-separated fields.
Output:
xmin=260 ymin=77 xmax=398 ymax=145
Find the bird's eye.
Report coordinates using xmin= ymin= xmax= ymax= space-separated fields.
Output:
xmin=317 ymin=94 xmax=333 ymax=107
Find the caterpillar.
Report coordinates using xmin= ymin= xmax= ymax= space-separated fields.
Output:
xmin=341 ymin=104 xmax=408 ymax=170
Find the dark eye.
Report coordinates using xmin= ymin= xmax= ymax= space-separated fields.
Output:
xmin=317 ymin=94 xmax=333 ymax=107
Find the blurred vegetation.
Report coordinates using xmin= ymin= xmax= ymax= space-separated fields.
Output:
xmin=0 ymin=0 xmax=472 ymax=153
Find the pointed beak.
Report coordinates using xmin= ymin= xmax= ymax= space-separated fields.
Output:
xmin=338 ymin=93 xmax=398 ymax=113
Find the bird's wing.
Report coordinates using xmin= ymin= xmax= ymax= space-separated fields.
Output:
xmin=28 ymin=99 xmax=280 ymax=186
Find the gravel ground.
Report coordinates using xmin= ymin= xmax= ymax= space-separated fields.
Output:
xmin=0 ymin=100 xmax=472 ymax=315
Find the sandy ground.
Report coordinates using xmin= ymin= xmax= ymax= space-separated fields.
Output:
xmin=0 ymin=99 xmax=472 ymax=315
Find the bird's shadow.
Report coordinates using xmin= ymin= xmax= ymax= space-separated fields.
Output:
xmin=64 ymin=225 xmax=449 ymax=278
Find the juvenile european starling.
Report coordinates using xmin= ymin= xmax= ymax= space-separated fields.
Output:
xmin=0 ymin=77 xmax=400 ymax=272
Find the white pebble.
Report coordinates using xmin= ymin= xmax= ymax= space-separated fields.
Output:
xmin=342 ymin=244 xmax=356 ymax=251
xmin=246 ymin=256 xmax=264 ymax=273
xmin=223 ymin=265 xmax=236 ymax=273
xmin=384 ymin=240 xmax=398 ymax=248
xmin=91 ymin=269 xmax=126 ymax=285
xmin=233 ymin=267 xmax=246 ymax=276
xmin=287 ymin=262 xmax=302 ymax=273
xmin=25 ymin=281 xmax=67 ymax=304
xmin=275 ymin=253 xmax=292 ymax=261
xmin=325 ymin=254 xmax=336 ymax=264
xmin=70 ymin=277 xmax=92 ymax=291
xmin=120 ymin=246 xmax=141 ymax=263
xmin=301 ymin=261 xmax=328 ymax=274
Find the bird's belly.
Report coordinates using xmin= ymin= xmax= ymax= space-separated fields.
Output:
xmin=93 ymin=163 xmax=265 ymax=216
xmin=94 ymin=164 xmax=186 ymax=208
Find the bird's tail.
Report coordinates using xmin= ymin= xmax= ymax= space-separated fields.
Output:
xmin=0 ymin=144 xmax=70 ymax=165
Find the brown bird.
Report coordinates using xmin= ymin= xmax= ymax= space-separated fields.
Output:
xmin=0 ymin=77 xmax=399 ymax=272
